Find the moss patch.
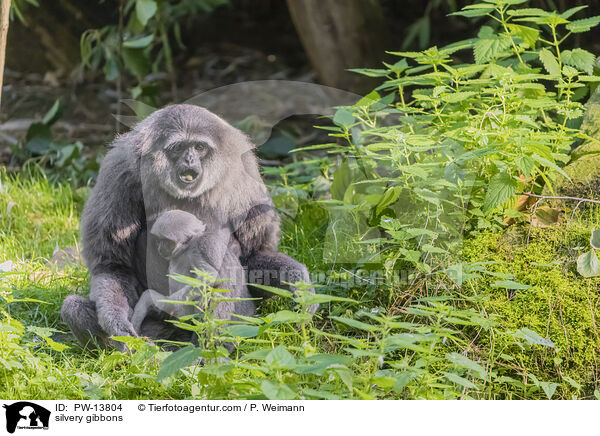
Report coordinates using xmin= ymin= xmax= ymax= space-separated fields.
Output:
xmin=463 ymin=220 xmax=600 ymax=398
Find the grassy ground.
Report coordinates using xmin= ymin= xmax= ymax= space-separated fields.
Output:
xmin=1 ymin=169 xmax=599 ymax=399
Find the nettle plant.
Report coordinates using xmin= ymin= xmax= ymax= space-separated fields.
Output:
xmin=322 ymin=0 xmax=600 ymax=278
xmin=113 ymin=281 xmax=560 ymax=399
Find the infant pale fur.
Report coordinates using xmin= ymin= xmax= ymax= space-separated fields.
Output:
xmin=131 ymin=210 xmax=255 ymax=337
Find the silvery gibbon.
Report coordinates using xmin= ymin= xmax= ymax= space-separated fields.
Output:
xmin=61 ymin=104 xmax=316 ymax=350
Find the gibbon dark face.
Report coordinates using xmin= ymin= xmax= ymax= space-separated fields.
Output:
xmin=151 ymin=132 xmax=220 ymax=199
xmin=157 ymin=238 xmax=177 ymax=259
xmin=150 ymin=209 xmax=206 ymax=259
xmin=165 ymin=140 xmax=211 ymax=190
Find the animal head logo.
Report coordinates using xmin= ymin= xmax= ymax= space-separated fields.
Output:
xmin=2 ymin=402 xmax=50 ymax=433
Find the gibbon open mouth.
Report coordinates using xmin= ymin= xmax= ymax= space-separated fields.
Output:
xmin=178 ymin=169 xmax=199 ymax=183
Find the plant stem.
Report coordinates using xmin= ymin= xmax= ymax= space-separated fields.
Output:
xmin=551 ymin=25 xmax=562 ymax=69
xmin=516 ymin=192 xmax=600 ymax=204
xmin=499 ymin=7 xmax=524 ymax=65
xmin=0 ymin=0 xmax=11 ymax=111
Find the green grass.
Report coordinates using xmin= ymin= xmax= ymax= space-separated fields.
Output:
xmin=1 ymin=169 xmax=599 ymax=399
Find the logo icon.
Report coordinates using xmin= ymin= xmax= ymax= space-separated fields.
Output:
xmin=3 ymin=402 xmax=50 ymax=433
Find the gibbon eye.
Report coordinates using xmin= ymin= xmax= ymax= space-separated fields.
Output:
xmin=165 ymin=142 xmax=185 ymax=155
xmin=194 ymin=142 xmax=211 ymax=157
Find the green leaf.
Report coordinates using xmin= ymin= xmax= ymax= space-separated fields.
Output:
xmin=224 ymin=324 xmax=259 ymax=338
xmin=590 ymin=229 xmax=600 ymax=250
xmin=515 ymin=155 xmax=535 ymax=177
xmin=374 ymin=186 xmax=401 ymax=216
xmin=333 ymin=108 xmax=355 ymax=127
xmin=293 ymin=293 xmax=357 ymax=306
xmin=247 ymin=283 xmax=293 ymax=298
xmin=443 ymin=372 xmax=478 ymax=389
xmin=348 ymin=68 xmax=389 ymax=77
xmin=560 ymin=6 xmax=588 ymax=20
xmin=579 ymin=75 xmax=600 ymax=82
xmin=442 ymin=263 xmax=481 ymax=286
xmin=331 ymin=159 xmax=352 ymax=201
xmin=492 ymin=280 xmax=531 ymax=290
xmin=561 ymin=49 xmax=596 ymax=75
xmin=507 ymin=8 xmax=548 ymax=17
xmin=539 ymin=14 xmax=569 ymax=26
xmin=265 ymin=345 xmax=296 ymax=368
xmin=330 ymin=316 xmax=379 ymax=332
xmin=514 ymin=328 xmax=555 ymax=347
xmin=169 ymin=272 xmax=212 ymax=288
xmin=135 ymin=0 xmax=157 ymax=26
xmin=446 ymin=352 xmax=487 ymax=379
xmin=566 ymin=16 xmax=600 ymax=33
xmin=42 ymin=99 xmax=62 ymax=125
xmin=562 ymin=376 xmax=581 ymax=389
xmin=296 ymin=354 xmax=352 ymax=376
xmin=25 ymin=123 xmax=52 ymax=155
xmin=450 ymin=5 xmax=495 ymax=18
xmin=27 ymin=326 xmax=69 ymax=352
xmin=441 ymin=91 xmax=477 ymax=103
xmin=103 ymin=57 xmax=119 ymax=81
xmin=538 ymin=48 xmax=561 ymax=76
xmin=562 ymin=65 xmax=579 ymax=77
xmin=55 ymin=144 xmax=78 ymax=167
xmin=483 ymin=172 xmax=518 ymax=213
xmin=355 ymin=91 xmax=380 ymax=107
xmin=539 ymin=381 xmax=558 ymax=399
xmin=123 ymin=34 xmax=154 ymax=48
xmin=373 ymin=370 xmax=396 ymax=389
xmin=335 ymin=368 xmax=354 ymax=391
xmin=577 ymin=249 xmax=600 ymax=277
xmin=301 ymin=389 xmax=341 ymax=400
xmin=157 ymin=345 xmax=202 ymax=381
xmin=384 ymin=58 xmax=409 ymax=74
xmin=268 ymin=310 xmax=311 ymax=324
xmin=112 ymin=335 xmax=148 ymax=350
xmin=393 ymin=372 xmax=415 ymax=392
xmin=473 ymin=26 xmax=512 ymax=64
xmin=531 ymin=154 xmax=570 ymax=182
xmin=122 ymin=48 xmax=151 ymax=78
xmin=506 ymin=24 xmax=539 ymax=48
xmin=261 ymin=380 xmax=296 ymax=400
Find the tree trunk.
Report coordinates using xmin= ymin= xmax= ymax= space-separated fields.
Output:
xmin=0 ymin=0 xmax=10 ymax=110
xmin=287 ymin=0 xmax=388 ymax=94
